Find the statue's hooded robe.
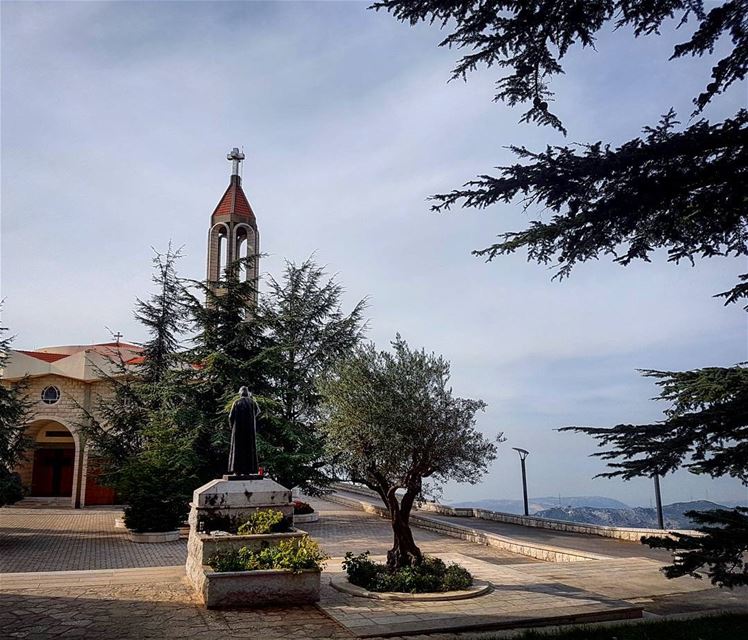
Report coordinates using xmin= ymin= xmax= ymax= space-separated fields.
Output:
xmin=227 ymin=393 xmax=261 ymax=476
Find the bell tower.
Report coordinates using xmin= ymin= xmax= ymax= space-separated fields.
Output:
xmin=207 ymin=148 xmax=260 ymax=298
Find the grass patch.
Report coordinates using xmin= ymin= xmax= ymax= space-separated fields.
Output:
xmin=507 ymin=614 xmax=748 ymax=640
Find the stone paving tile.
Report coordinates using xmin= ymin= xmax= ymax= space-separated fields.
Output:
xmin=0 ymin=508 xmax=186 ymax=573
xmin=318 ymin=552 xmax=644 ymax=638
xmin=0 ymin=497 xmax=534 ymax=574
xmin=305 ymin=498 xmax=538 ymax=567
xmin=0 ymin=575 xmax=351 ymax=639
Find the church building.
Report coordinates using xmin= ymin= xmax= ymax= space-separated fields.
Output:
xmin=2 ymin=149 xmax=259 ymax=507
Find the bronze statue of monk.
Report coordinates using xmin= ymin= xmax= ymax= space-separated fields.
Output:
xmin=226 ymin=386 xmax=261 ymax=478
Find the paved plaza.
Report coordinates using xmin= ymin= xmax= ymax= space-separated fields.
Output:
xmin=0 ymin=508 xmax=185 ymax=573
xmin=1 ymin=496 xmax=747 ymax=639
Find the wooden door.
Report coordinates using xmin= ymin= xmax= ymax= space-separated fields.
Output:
xmin=31 ymin=448 xmax=74 ymax=496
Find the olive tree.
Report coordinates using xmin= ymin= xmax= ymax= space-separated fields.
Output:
xmin=320 ymin=335 xmax=499 ymax=569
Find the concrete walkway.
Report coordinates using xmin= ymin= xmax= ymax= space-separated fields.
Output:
xmin=330 ymin=490 xmax=671 ymax=562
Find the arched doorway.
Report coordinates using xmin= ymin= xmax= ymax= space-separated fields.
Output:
xmin=26 ymin=420 xmax=77 ymax=497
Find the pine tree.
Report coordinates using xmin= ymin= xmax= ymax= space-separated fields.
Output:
xmin=0 ymin=324 xmax=32 ymax=506
xmin=562 ymin=367 xmax=748 ymax=586
xmin=184 ymin=256 xmax=270 ymax=481
xmin=259 ymin=258 xmax=366 ymax=494
xmin=82 ymin=246 xmax=197 ymax=528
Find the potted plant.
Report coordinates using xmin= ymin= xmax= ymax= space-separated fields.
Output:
xmin=293 ymin=499 xmax=319 ymax=523
xmin=118 ymin=456 xmax=190 ymax=543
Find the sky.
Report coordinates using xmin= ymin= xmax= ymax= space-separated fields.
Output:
xmin=2 ymin=1 xmax=746 ymax=507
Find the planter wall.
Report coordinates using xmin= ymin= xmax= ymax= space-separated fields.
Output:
xmin=293 ymin=512 xmax=319 ymax=524
xmin=201 ymin=567 xmax=321 ymax=608
xmin=129 ymin=530 xmax=180 ymax=543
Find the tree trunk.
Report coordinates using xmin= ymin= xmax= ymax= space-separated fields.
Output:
xmin=386 ymin=487 xmax=422 ymax=570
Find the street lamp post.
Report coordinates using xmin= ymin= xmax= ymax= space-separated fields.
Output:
xmin=513 ymin=448 xmax=530 ymax=517
xmin=653 ymin=474 xmax=665 ymax=529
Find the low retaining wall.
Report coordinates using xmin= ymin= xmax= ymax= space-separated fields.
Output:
xmin=471 ymin=509 xmax=694 ymax=542
xmin=202 ymin=567 xmax=320 ymax=608
xmin=324 ymin=493 xmax=609 ymax=563
xmin=331 ymin=483 xmax=693 ymax=542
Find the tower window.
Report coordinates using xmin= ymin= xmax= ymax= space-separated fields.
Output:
xmin=41 ymin=386 xmax=61 ymax=405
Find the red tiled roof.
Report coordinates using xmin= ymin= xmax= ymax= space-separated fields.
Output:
xmin=94 ymin=342 xmax=143 ymax=350
xmin=126 ymin=356 xmax=145 ymax=365
xmin=18 ymin=350 xmax=67 ymax=363
xmin=212 ymin=176 xmax=255 ymax=223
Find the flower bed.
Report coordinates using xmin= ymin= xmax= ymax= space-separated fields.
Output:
xmin=293 ymin=500 xmax=315 ymax=515
xmin=342 ymin=552 xmax=473 ymax=593
xmin=208 ymin=535 xmax=327 ymax=573
xmin=198 ymin=507 xmax=293 ymax=536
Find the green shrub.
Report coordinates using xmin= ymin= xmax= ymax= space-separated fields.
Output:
xmin=442 ymin=562 xmax=473 ymax=591
xmin=0 ymin=469 xmax=24 ymax=508
xmin=236 ymin=509 xmax=289 ymax=535
xmin=119 ymin=458 xmax=189 ymax=533
xmin=342 ymin=551 xmax=472 ymax=593
xmin=293 ymin=500 xmax=315 ymax=515
xmin=342 ymin=551 xmax=384 ymax=588
xmin=208 ymin=536 xmax=328 ymax=574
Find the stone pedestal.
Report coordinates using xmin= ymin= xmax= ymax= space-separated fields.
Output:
xmin=188 ymin=477 xmax=293 ymax=534
xmin=186 ymin=477 xmax=320 ymax=607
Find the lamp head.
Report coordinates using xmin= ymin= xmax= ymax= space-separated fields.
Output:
xmin=512 ymin=447 xmax=530 ymax=460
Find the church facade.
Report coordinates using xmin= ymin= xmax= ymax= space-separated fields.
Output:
xmin=2 ymin=149 xmax=259 ymax=507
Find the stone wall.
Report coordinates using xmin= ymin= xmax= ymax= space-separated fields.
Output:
xmin=331 ymin=482 xmax=695 ymax=542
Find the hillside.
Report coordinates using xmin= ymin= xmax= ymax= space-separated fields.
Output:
xmin=451 ymin=496 xmax=629 ymax=515
xmin=533 ymin=500 xmax=729 ymax=529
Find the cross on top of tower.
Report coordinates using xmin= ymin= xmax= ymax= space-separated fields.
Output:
xmin=227 ymin=147 xmax=245 ymax=177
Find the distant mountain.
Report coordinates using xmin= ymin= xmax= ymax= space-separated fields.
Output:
xmin=533 ymin=500 xmax=728 ymax=529
xmin=450 ymin=495 xmax=629 ymax=515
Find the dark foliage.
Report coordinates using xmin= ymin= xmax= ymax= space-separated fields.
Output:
xmin=372 ymin=1 xmax=748 ymax=297
xmin=81 ymin=247 xmax=198 ymax=529
xmin=434 ymin=110 xmax=748 ymax=295
xmin=342 ymin=551 xmax=473 ymax=593
xmin=372 ymin=1 xmax=748 ymax=130
xmin=0 ymin=324 xmax=32 ymax=506
xmin=258 ymin=258 xmax=366 ymax=495
xmin=134 ymin=244 xmax=190 ymax=382
xmin=561 ymin=367 xmax=748 ymax=482
xmin=119 ymin=455 xmax=191 ymax=533
xmin=184 ymin=256 xmax=271 ymax=482
xmin=562 ymin=366 xmax=748 ymax=586
xmin=642 ymin=507 xmax=748 ymax=587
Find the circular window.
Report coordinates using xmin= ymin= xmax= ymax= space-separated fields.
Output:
xmin=41 ymin=386 xmax=61 ymax=405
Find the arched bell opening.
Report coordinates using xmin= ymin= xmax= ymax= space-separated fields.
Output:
xmin=208 ymin=222 xmax=230 ymax=282
xmin=235 ymin=225 xmax=250 ymax=282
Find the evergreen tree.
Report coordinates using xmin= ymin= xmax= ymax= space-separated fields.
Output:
xmin=375 ymin=0 xmax=747 ymax=587
xmin=321 ymin=335 xmax=498 ymax=569
xmin=184 ymin=256 xmax=270 ymax=481
xmin=373 ymin=1 xmax=747 ymax=299
xmin=562 ymin=367 xmax=748 ymax=587
xmin=82 ymin=246 xmax=196 ymax=527
xmin=259 ymin=258 xmax=366 ymax=494
xmin=0 ymin=324 xmax=31 ymax=506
